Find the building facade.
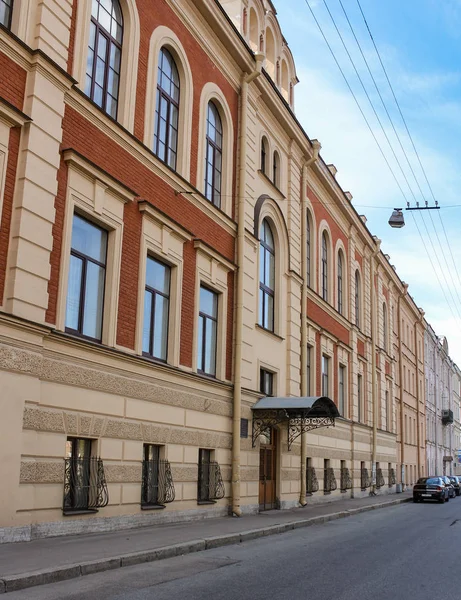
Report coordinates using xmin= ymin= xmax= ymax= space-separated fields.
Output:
xmin=0 ymin=0 xmax=425 ymax=542
xmin=425 ymin=328 xmax=460 ymax=476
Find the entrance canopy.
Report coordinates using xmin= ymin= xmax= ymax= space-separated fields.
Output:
xmin=252 ymin=396 xmax=340 ymax=450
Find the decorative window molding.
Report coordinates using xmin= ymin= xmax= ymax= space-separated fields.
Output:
xmin=192 ymin=240 xmax=233 ymax=381
xmin=57 ymin=150 xmax=135 ymax=347
xmin=144 ymin=26 xmax=193 ymax=180
xmin=72 ymin=0 xmax=140 ymax=132
xmin=136 ymin=201 xmax=192 ymax=367
xmin=196 ymin=82 xmax=234 ymax=217
xmin=0 ymin=99 xmax=30 ymax=230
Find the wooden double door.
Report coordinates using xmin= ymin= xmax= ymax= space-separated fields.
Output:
xmin=259 ymin=428 xmax=277 ymax=511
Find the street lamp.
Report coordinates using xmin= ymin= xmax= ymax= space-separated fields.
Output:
xmin=388 ymin=208 xmax=405 ymax=228
xmin=388 ymin=202 xmax=440 ymax=228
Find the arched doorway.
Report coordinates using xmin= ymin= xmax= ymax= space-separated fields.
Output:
xmin=259 ymin=427 xmax=277 ymax=510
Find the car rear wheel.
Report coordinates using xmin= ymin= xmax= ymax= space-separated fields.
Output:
xmin=439 ymin=496 xmax=445 ymax=503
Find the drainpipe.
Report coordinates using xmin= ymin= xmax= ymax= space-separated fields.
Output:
xmin=299 ymin=140 xmax=321 ymax=506
xmin=397 ymin=282 xmax=408 ymax=490
xmin=370 ymin=239 xmax=381 ymax=494
xmin=232 ymin=53 xmax=264 ymax=518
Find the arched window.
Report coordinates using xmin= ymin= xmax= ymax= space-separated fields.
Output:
xmin=273 ymin=151 xmax=280 ymax=187
xmin=281 ymin=60 xmax=289 ymax=101
xmin=204 ymin=101 xmax=223 ymax=208
xmin=259 ymin=219 xmax=275 ymax=331
xmin=85 ymin=0 xmax=123 ymax=119
xmin=337 ymin=252 xmax=344 ymax=315
xmin=0 ymin=0 xmax=13 ymax=28
xmin=383 ymin=303 xmax=388 ymax=351
xmin=321 ymin=232 xmax=328 ymax=302
xmin=306 ymin=213 xmax=311 ymax=289
xmin=261 ymin=137 xmax=267 ymax=175
xmin=154 ymin=48 xmax=180 ymax=170
xmin=355 ymin=270 xmax=361 ymax=328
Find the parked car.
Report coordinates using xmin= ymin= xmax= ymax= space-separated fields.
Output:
xmin=449 ymin=476 xmax=460 ymax=496
xmin=413 ymin=477 xmax=449 ymax=503
xmin=441 ymin=476 xmax=456 ymax=498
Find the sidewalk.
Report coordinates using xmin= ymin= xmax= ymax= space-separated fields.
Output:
xmin=0 ymin=491 xmax=412 ymax=594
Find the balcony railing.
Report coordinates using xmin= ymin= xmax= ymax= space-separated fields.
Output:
xmin=388 ymin=468 xmax=396 ymax=486
xmin=324 ymin=467 xmax=337 ymax=494
xmin=340 ymin=467 xmax=352 ymax=492
xmin=141 ymin=459 xmax=175 ymax=507
xmin=361 ymin=467 xmax=371 ymax=490
xmin=198 ymin=461 xmax=225 ymax=502
xmin=306 ymin=466 xmax=319 ymax=494
xmin=442 ymin=409 xmax=454 ymax=425
xmin=376 ymin=468 xmax=385 ymax=489
xmin=63 ymin=457 xmax=109 ymax=514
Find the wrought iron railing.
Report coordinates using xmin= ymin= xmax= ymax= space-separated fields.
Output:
xmin=388 ymin=468 xmax=396 ymax=486
xmin=141 ymin=459 xmax=175 ymax=507
xmin=376 ymin=468 xmax=385 ymax=489
xmin=361 ymin=467 xmax=371 ymax=490
xmin=198 ymin=461 xmax=225 ymax=502
xmin=324 ymin=467 xmax=337 ymax=494
xmin=340 ymin=467 xmax=352 ymax=492
xmin=63 ymin=457 xmax=109 ymax=513
xmin=306 ymin=466 xmax=319 ymax=494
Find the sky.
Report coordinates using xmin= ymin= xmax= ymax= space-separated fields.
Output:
xmin=276 ymin=0 xmax=461 ymax=366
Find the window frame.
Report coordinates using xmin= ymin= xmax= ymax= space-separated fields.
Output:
xmin=306 ymin=212 xmax=311 ymax=289
xmin=355 ymin=270 xmax=361 ymax=328
xmin=259 ymin=218 xmax=276 ymax=332
xmin=273 ymin=151 xmax=280 ymax=188
xmin=322 ymin=354 xmax=330 ymax=397
xmin=260 ymin=368 xmax=274 ymax=396
xmin=357 ymin=373 xmax=363 ymax=422
xmin=153 ymin=47 xmax=180 ymax=170
xmin=85 ymin=0 xmax=124 ymax=120
xmin=306 ymin=345 xmax=312 ymax=396
xmin=339 ymin=364 xmax=346 ymax=416
xmin=321 ymin=232 xmax=328 ymax=302
xmin=142 ymin=255 xmax=171 ymax=362
xmin=0 ymin=0 xmax=13 ymax=29
xmin=65 ymin=214 xmax=108 ymax=342
xmin=337 ymin=251 xmax=343 ymax=315
xmin=261 ymin=136 xmax=267 ymax=175
xmin=204 ymin=101 xmax=223 ymax=209
xmin=197 ymin=285 xmax=219 ymax=377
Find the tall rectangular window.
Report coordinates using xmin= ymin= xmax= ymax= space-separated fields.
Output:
xmin=0 ymin=0 xmax=13 ymax=28
xmin=198 ymin=286 xmax=218 ymax=376
xmin=306 ymin=346 xmax=312 ymax=396
xmin=357 ymin=374 xmax=362 ymax=422
xmin=142 ymin=257 xmax=170 ymax=361
xmin=339 ymin=365 xmax=346 ymax=416
xmin=65 ymin=214 xmax=107 ymax=341
xmin=260 ymin=369 xmax=274 ymax=396
xmin=322 ymin=355 xmax=329 ymax=397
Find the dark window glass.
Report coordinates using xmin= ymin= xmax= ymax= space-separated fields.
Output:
xmin=260 ymin=369 xmax=274 ymax=396
xmin=357 ymin=374 xmax=362 ymax=422
xmin=142 ymin=444 xmax=161 ymax=506
xmin=339 ymin=365 xmax=346 ymax=415
xmin=322 ymin=355 xmax=329 ymax=397
xmin=198 ymin=286 xmax=218 ymax=376
xmin=0 ymin=0 xmax=13 ymax=29
xmin=64 ymin=437 xmax=92 ymax=511
xmin=259 ymin=219 xmax=275 ymax=331
xmin=355 ymin=270 xmax=361 ymax=327
xmin=142 ymin=257 xmax=170 ymax=361
xmin=153 ymin=48 xmax=180 ymax=170
xmin=322 ymin=232 xmax=328 ymax=301
xmin=273 ymin=151 xmax=279 ymax=187
xmin=204 ymin=102 xmax=223 ymax=208
xmin=65 ymin=215 xmax=107 ymax=341
xmin=337 ymin=252 xmax=343 ymax=314
xmin=383 ymin=303 xmax=388 ymax=350
xmin=306 ymin=345 xmax=311 ymax=396
xmin=306 ymin=213 xmax=311 ymax=288
xmin=85 ymin=0 xmax=123 ymax=119
xmin=261 ymin=137 xmax=267 ymax=174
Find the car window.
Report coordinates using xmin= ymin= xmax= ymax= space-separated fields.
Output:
xmin=425 ymin=477 xmax=440 ymax=485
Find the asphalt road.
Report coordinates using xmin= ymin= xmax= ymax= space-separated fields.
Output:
xmin=7 ymin=498 xmax=461 ymax=600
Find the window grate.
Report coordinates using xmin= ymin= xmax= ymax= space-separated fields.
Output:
xmin=63 ymin=457 xmax=109 ymax=513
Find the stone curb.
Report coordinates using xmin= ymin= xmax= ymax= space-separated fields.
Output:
xmin=0 ymin=497 xmax=411 ymax=594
